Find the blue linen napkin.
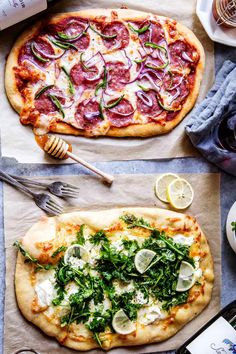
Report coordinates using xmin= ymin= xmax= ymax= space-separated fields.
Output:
xmin=185 ymin=60 xmax=236 ymax=176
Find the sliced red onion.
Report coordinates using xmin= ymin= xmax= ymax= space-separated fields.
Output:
xmin=108 ymin=108 xmax=135 ymax=116
xmin=54 ymin=62 xmax=61 ymax=79
xmin=33 ymin=42 xmax=65 ymax=60
xmin=84 ymin=71 xmax=102 ymax=81
xmin=62 ymin=98 xmax=74 ymax=109
xmin=136 ymin=91 xmax=153 ymax=107
xmin=123 ymin=49 xmax=132 ymax=69
xmin=139 ymin=72 xmax=161 ymax=91
xmin=168 ymin=88 xmax=180 ymax=104
xmin=84 ymin=111 xmax=100 ymax=119
xmin=121 ymin=62 xmax=144 ymax=84
xmin=148 ymin=26 xmax=153 ymax=42
xmin=85 ymin=51 xmax=104 ymax=68
xmin=167 ymin=75 xmax=184 ymax=91
xmin=58 ymin=23 xmax=89 ymax=43
xmin=182 ymin=51 xmax=193 ymax=62
xmin=110 ymin=40 xmax=122 ymax=51
xmin=22 ymin=58 xmax=47 ymax=71
xmin=142 ymin=67 xmax=163 ymax=80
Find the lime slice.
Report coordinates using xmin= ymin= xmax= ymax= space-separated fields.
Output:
xmin=64 ymin=245 xmax=89 ymax=267
xmin=167 ymin=178 xmax=194 ymax=209
xmin=112 ymin=309 xmax=136 ymax=334
xmin=155 ymin=173 xmax=179 ymax=203
xmin=176 ymin=261 xmax=195 ymax=292
xmin=134 ymin=249 xmax=156 ymax=274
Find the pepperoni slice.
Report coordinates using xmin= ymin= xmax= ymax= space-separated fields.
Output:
xmin=35 ymin=87 xmax=65 ymax=114
xmin=107 ymin=61 xmax=130 ymax=90
xmin=169 ymin=40 xmax=198 ymax=67
xmin=105 ymin=98 xmax=134 ymax=127
xmin=139 ymin=22 xmax=165 ymax=44
xmin=19 ymin=38 xmax=54 ymax=66
xmin=70 ymin=63 xmax=100 ymax=88
xmin=75 ymin=99 xmax=103 ymax=130
xmin=102 ymin=22 xmax=129 ymax=49
xmin=136 ymin=90 xmax=163 ymax=118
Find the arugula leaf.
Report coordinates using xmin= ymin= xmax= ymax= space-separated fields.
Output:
xmin=120 ymin=214 xmax=154 ymax=230
xmin=52 ymin=245 xmax=67 ymax=258
xmin=90 ymin=230 xmax=108 ymax=245
xmin=14 ymin=241 xmax=52 ymax=272
xmin=76 ymin=224 xmax=86 ymax=245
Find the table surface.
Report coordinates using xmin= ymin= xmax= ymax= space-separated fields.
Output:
xmin=0 ymin=39 xmax=236 ymax=354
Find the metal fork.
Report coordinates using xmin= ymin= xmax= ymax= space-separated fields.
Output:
xmin=11 ymin=175 xmax=80 ymax=198
xmin=0 ymin=170 xmax=63 ymax=216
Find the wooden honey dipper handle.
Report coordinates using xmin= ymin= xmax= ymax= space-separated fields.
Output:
xmin=38 ymin=135 xmax=114 ymax=184
xmin=66 ymin=151 xmax=114 ymax=184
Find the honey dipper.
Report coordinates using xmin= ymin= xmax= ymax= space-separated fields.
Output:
xmin=36 ymin=135 xmax=114 ymax=184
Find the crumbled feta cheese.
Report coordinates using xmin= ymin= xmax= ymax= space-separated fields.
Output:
xmin=35 ymin=279 xmax=56 ymax=307
xmin=172 ymin=234 xmax=194 ymax=246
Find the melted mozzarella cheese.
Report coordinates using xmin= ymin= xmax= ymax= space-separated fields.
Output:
xmin=35 ymin=279 xmax=56 ymax=307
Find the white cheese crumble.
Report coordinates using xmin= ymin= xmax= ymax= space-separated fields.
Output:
xmin=172 ymin=234 xmax=194 ymax=246
xmin=138 ymin=304 xmax=166 ymax=325
xmin=113 ymin=280 xmax=135 ymax=295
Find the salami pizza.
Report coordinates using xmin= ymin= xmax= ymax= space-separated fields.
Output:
xmin=14 ymin=208 xmax=214 ymax=350
xmin=6 ymin=9 xmax=205 ymax=138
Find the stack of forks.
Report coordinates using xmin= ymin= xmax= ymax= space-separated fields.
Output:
xmin=0 ymin=170 xmax=79 ymax=215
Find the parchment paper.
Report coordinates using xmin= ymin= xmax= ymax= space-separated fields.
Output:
xmin=3 ymin=173 xmax=221 ymax=353
xmin=0 ymin=0 xmax=214 ymax=163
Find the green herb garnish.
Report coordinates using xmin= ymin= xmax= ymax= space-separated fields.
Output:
xmin=144 ymin=42 xmax=167 ymax=54
xmin=120 ymin=214 xmax=154 ymax=230
xmin=95 ymin=66 xmax=107 ymax=96
xmin=99 ymin=99 xmax=105 ymax=120
xmin=137 ymin=84 xmax=149 ymax=92
xmin=128 ymin=23 xmax=150 ymax=34
xmin=14 ymin=241 xmax=52 ymax=272
xmin=134 ymin=58 xmax=146 ymax=64
xmin=146 ymin=60 xmax=169 ymax=70
xmin=30 ymin=42 xmax=50 ymax=63
xmin=48 ymin=94 xmax=65 ymax=118
xmin=89 ymin=24 xmax=117 ymax=39
xmin=50 ymin=39 xmax=78 ymax=51
xmin=76 ymin=224 xmax=86 ymax=245
xmin=80 ymin=52 xmax=96 ymax=72
xmin=104 ymin=94 xmax=125 ymax=109
xmin=35 ymin=85 xmax=54 ymax=99
xmin=61 ymin=66 xmax=75 ymax=94
xmin=52 ymin=246 xmax=67 ymax=258
xmin=57 ymin=31 xmax=84 ymax=41
xmin=90 ymin=230 xmax=107 ymax=245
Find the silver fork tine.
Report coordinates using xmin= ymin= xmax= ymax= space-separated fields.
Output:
xmin=61 ymin=186 xmax=80 ymax=193
xmin=47 ymin=200 xmax=63 ymax=213
xmin=43 ymin=204 xmax=61 ymax=215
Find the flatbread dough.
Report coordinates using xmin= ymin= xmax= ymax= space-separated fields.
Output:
xmin=15 ymin=207 xmax=214 ymax=351
xmin=6 ymin=9 xmax=204 ymax=138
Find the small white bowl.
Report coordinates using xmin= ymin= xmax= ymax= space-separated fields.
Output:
xmin=226 ymin=201 xmax=236 ymax=253
xmin=196 ymin=0 xmax=236 ymax=47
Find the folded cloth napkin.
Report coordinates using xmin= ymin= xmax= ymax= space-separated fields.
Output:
xmin=186 ymin=60 xmax=236 ymax=176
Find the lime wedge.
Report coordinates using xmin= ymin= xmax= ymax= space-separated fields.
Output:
xmin=112 ymin=309 xmax=136 ymax=335
xmin=64 ymin=244 xmax=89 ymax=267
xmin=155 ymin=173 xmax=179 ymax=203
xmin=134 ymin=249 xmax=156 ymax=274
xmin=167 ymin=178 xmax=194 ymax=210
xmin=176 ymin=261 xmax=195 ymax=292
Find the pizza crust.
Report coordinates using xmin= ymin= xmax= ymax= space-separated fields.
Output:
xmin=5 ymin=9 xmax=204 ymax=138
xmin=15 ymin=207 xmax=214 ymax=351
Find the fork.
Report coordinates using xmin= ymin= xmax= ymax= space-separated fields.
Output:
xmin=11 ymin=175 xmax=80 ymax=198
xmin=0 ymin=170 xmax=63 ymax=216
